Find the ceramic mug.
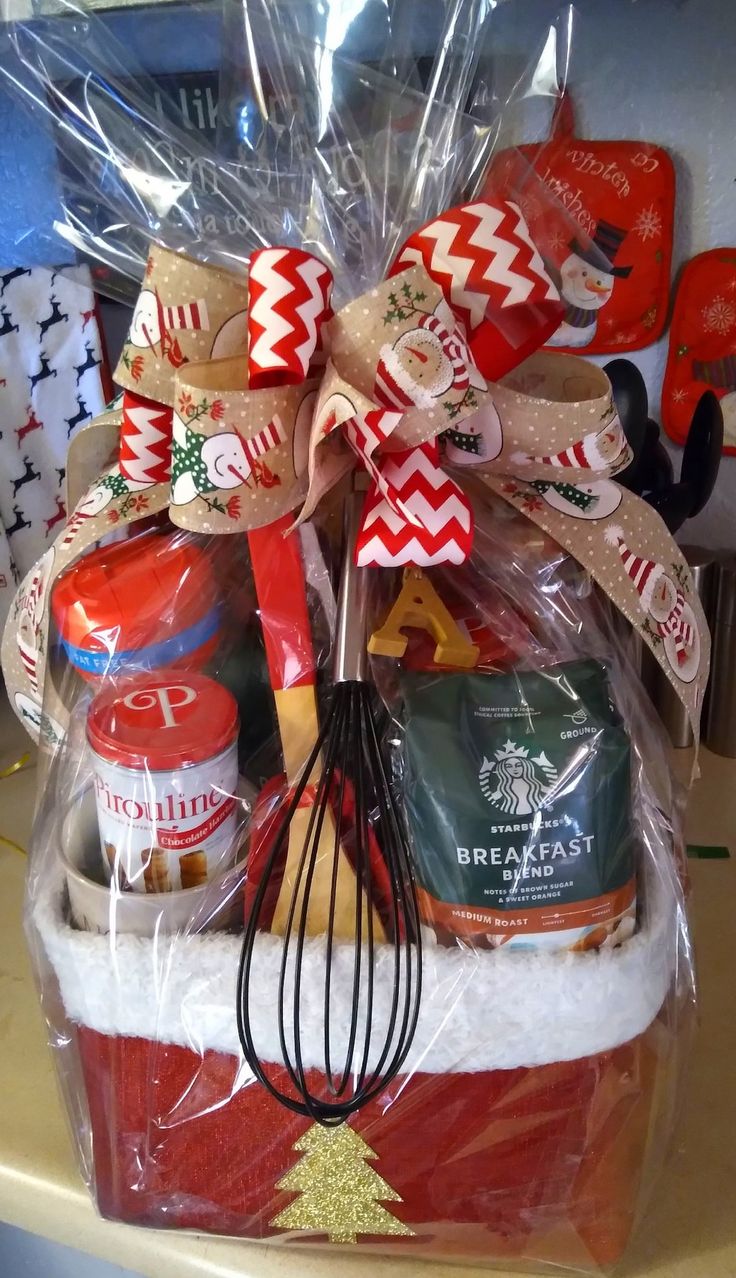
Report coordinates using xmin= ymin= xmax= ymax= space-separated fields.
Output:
xmin=61 ymin=787 xmax=247 ymax=937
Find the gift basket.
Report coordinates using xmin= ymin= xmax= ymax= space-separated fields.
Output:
xmin=0 ymin=1 xmax=709 ymax=1270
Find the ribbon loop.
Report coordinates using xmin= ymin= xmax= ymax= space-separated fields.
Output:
xmin=162 ymin=246 xmax=335 ymax=533
xmin=391 ymin=200 xmax=563 ymax=380
xmin=115 ymin=244 xmax=250 ymax=408
xmin=248 ymin=248 xmax=333 ymax=390
xmin=168 ymin=355 xmax=317 ymax=534
xmin=356 ymin=441 xmax=473 ymax=567
xmin=120 ymin=390 xmax=174 ymax=488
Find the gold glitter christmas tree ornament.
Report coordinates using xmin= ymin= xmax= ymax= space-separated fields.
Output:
xmin=271 ymin=1122 xmax=414 ymax=1244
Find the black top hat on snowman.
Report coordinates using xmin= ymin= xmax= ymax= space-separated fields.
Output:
xmin=568 ymin=221 xmax=633 ymax=279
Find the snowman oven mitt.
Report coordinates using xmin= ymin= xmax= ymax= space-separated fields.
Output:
xmin=662 ymin=248 xmax=736 ymax=456
xmin=483 ymin=92 xmax=675 ymax=356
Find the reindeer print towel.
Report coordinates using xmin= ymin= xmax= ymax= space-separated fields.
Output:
xmin=0 ymin=265 xmax=109 ymax=630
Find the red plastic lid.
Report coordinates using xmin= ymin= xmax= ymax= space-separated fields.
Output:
xmin=52 ymin=531 xmax=218 ymax=654
xmin=87 ymin=670 xmax=239 ymax=770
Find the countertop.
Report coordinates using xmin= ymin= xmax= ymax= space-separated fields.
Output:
xmin=0 ymin=691 xmax=734 ymax=1278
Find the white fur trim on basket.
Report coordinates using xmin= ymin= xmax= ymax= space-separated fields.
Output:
xmin=33 ymin=853 xmax=678 ymax=1075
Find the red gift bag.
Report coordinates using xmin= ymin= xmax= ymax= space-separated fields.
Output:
xmin=483 ymin=93 xmax=675 ymax=355
xmin=77 ymin=1024 xmax=670 ymax=1268
xmin=40 ymin=846 xmax=684 ymax=1271
xmin=662 ymin=248 xmax=736 ymax=455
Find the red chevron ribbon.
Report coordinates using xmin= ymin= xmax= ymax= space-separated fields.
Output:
xmin=346 ymin=199 xmax=561 ymax=567
xmin=341 ymin=407 xmax=418 ymax=522
xmin=355 ymin=441 xmax=473 ymax=567
xmin=390 ymin=200 xmax=562 ymax=382
xmin=248 ymin=247 xmax=333 ymax=390
xmin=120 ymin=390 xmax=173 ymax=487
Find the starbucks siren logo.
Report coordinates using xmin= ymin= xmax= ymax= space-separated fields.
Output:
xmin=479 ymin=740 xmax=558 ymax=817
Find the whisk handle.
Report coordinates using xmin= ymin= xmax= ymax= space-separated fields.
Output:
xmin=334 ymin=479 xmax=369 ymax=684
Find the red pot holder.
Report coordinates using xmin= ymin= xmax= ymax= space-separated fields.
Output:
xmin=662 ymin=248 xmax=736 ymax=455
xmin=483 ymin=93 xmax=675 ymax=356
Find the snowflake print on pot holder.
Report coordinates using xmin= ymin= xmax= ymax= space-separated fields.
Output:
xmin=482 ymin=91 xmax=675 ymax=355
xmin=662 ymin=248 xmax=736 ymax=456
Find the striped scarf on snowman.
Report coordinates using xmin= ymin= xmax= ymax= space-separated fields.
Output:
xmin=656 ymin=588 xmax=695 ymax=662
xmin=606 ymin=525 xmax=695 ymax=665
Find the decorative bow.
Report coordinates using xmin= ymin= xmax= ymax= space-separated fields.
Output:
xmin=1 ymin=204 xmax=710 ymax=753
xmin=286 ymin=201 xmax=563 ymax=567
xmin=231 ymin=203 xmax=707 ymax=739
xmin=99 ymin=201 xmax=564 ymax=563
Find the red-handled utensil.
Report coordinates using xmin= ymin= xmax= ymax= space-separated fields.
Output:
xmin=246 ymin=514 xmax=389 ymax=940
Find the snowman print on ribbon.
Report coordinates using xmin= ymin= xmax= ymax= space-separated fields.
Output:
xmin=14 ymin=692 xmax=64 ymax=750
xmin=128 ymin=289 xmax=210 ymax=368
xmin=15 ymin=546 xmax=55 ymax=695
xmin=528 ymin=477 xmax=622 ymax=520
xmin=605 ymin=525 xmax=701 ymax=682
xmin=545 ymin=221 xmax=632 ymax=349
xmin=170 ymin=414 xmax=287 ymax=507
xmin=375 ymin=296 xmax=486 ymax=414
xmin=443 ymin=401 xmax=504 ymax=467
xmin=512 ymin=414 xmax=630 ymax=476
xmin=57 ymin=469 xmax=149 ymax=553
xmin=292 ymin=387 xmax=318 ymax=479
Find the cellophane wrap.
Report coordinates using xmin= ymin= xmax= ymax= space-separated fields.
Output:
xmin=1 ymin=2 xmax=699 ymax=1271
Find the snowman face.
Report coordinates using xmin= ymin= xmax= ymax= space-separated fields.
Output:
xmin=201 ymin=434 xmax=251 ymax=490
xmin=395 ymin=330 xmax=453 ymax=396
xmin=444 ymin=402 xmax=503 ymax=467
xmin=649 ymin=574 xmax=678 ymax=623
xmin=129 ymin=289 xmax=162 ymax=349
xmin=77 ymin=485 xmax=114 ymax=518
xmin=293 ymin=388 xmax=317 ymax=476
xmin=560 ymin=255 xmax=615 ymax=310
xmin=210 ymin=309 xmax=248 ymax=360
xmin=542 ymin=480 xmax=622 ymax=520
xmin=594 ymin=422 xmax=625 ymax=465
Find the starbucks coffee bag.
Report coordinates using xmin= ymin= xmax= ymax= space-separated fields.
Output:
xmin=400 ymin=659 xmax=636 ymax=952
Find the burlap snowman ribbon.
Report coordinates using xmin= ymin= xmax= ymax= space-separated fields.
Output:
xmin=0 ymin=246 xmax=250 ymax=747
xmin=2 ymin=201 xmax=710 ymax=753
xmin=0 ymin=243 xmax=331 ymax=745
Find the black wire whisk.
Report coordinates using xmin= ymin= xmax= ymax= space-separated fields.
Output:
xmin=237 ymin=478 xmax=422 ymax=1125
